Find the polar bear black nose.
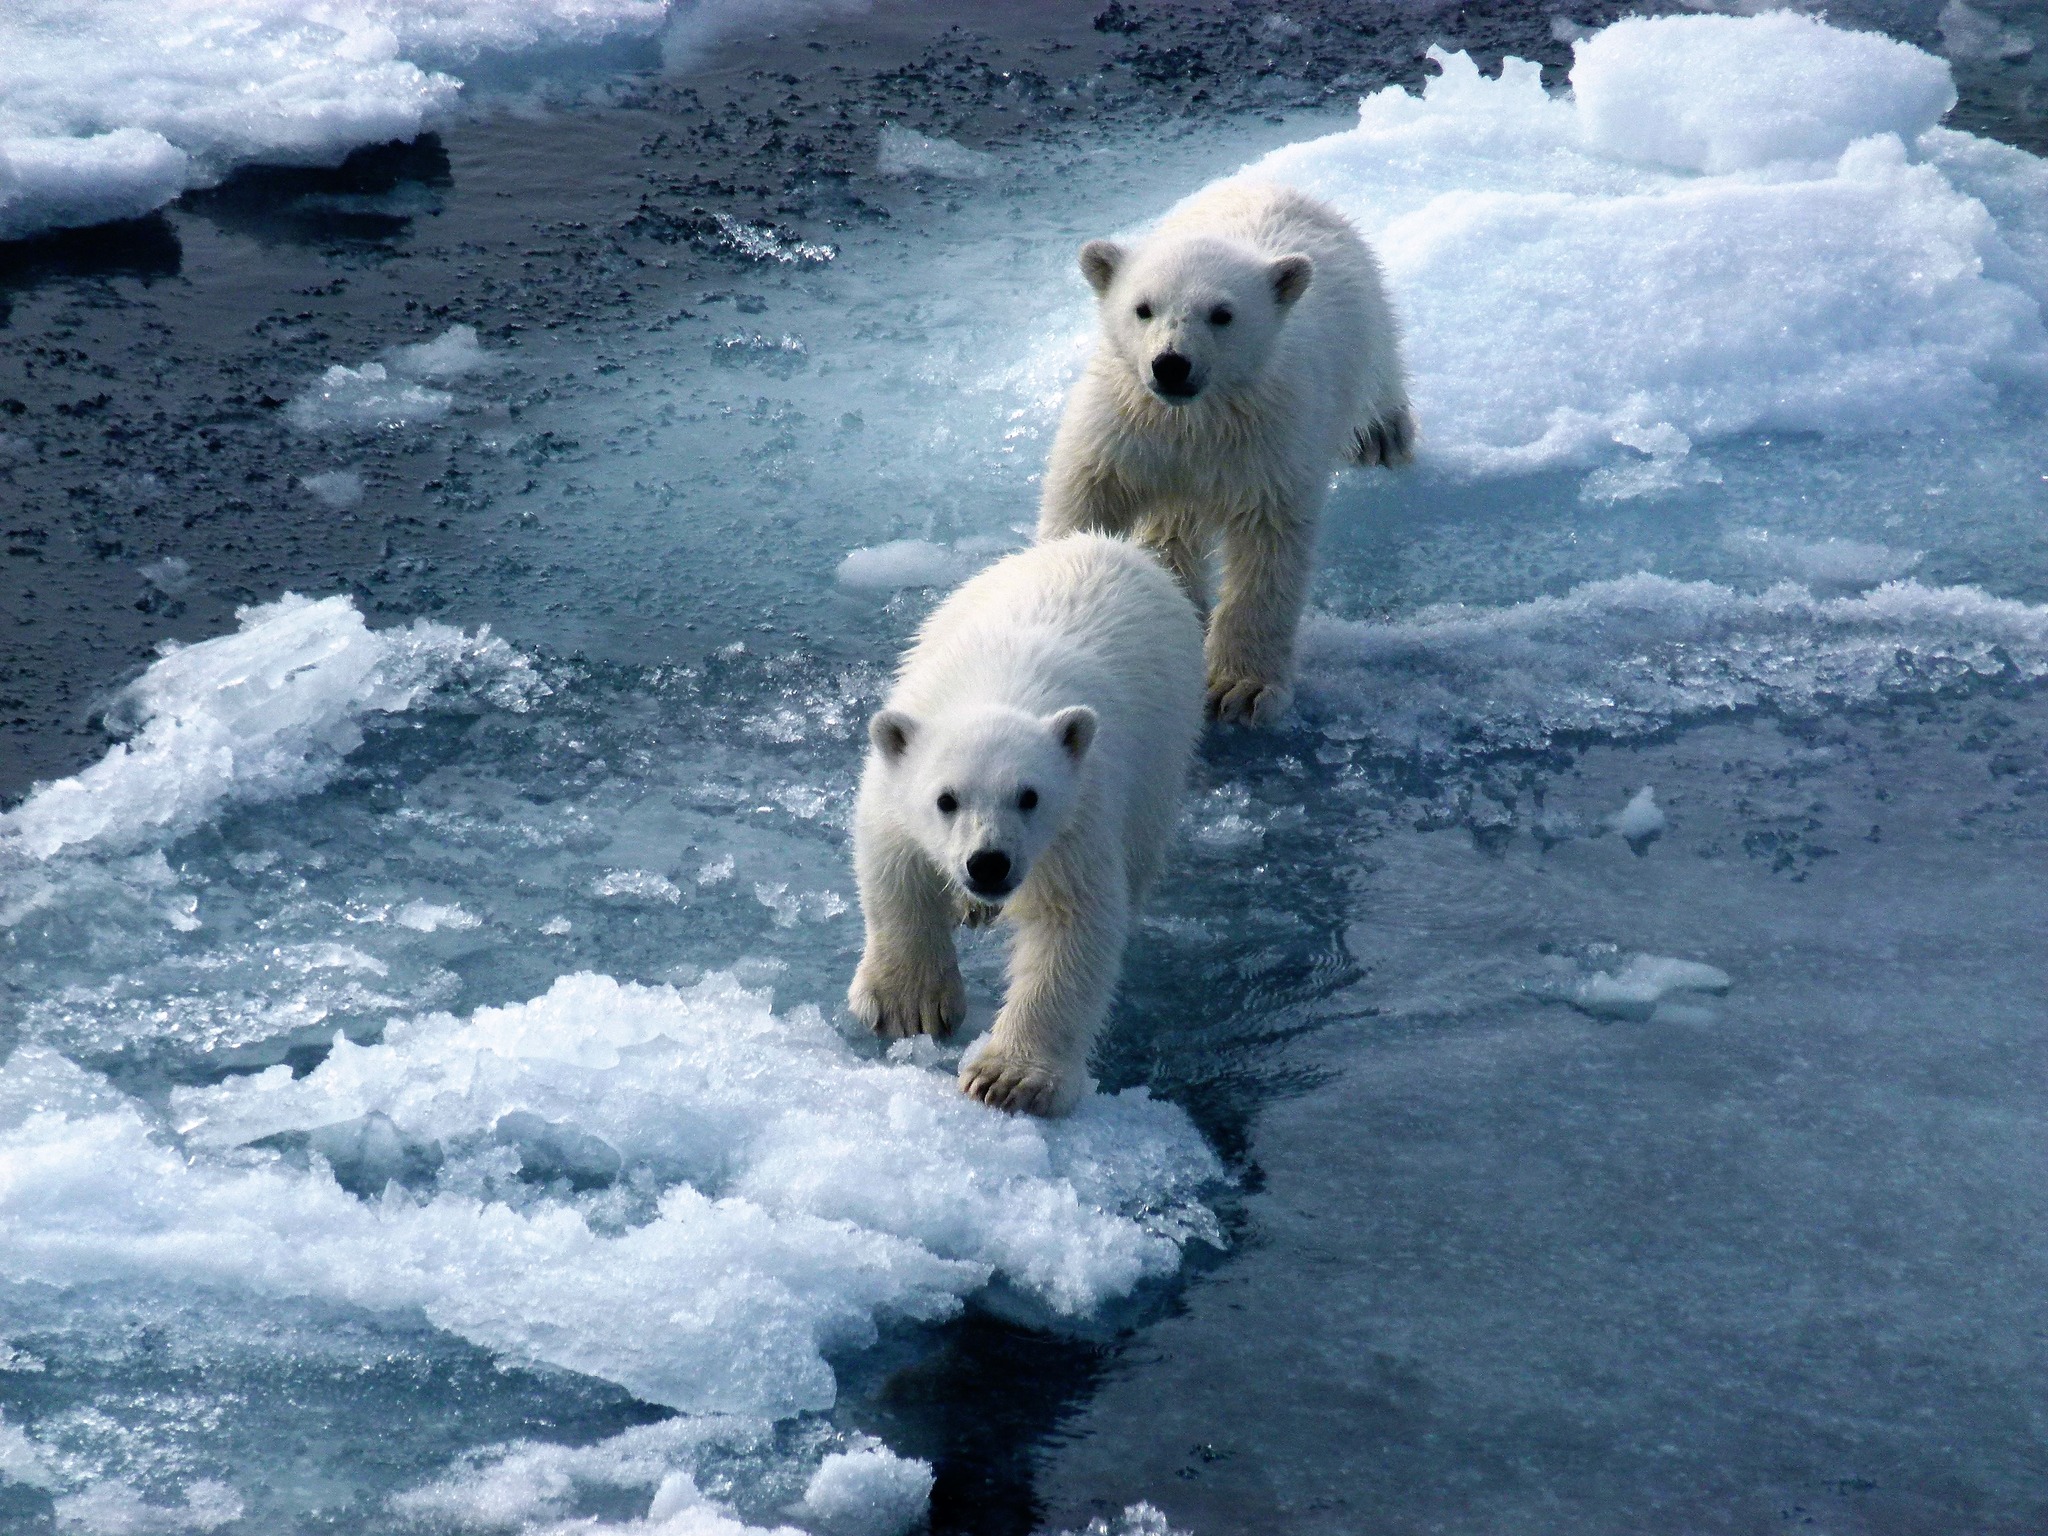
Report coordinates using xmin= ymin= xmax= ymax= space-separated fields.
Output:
xmin=966 ymin=850 xmax=1013 ymax=894
xmin=1151 ymin=351 xmax=1193 ymax=392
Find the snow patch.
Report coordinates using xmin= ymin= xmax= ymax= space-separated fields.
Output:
xmin=0 ymin=3 xmax=668 ymax=241
xmin=1219 ymin=15 xmax=2047 ymax=478
xmin=792 ymin=1444 xmax=933 ymax=1536
xmin=1571 ymin=13 xmax=1956 ymax=174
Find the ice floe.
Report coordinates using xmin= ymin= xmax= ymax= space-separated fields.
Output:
xmin=1301 ymin=574 xmax=2048 ymax=760
xmin=0 ymin=2 xmax=668 ymax=241
xmin=0 ymin=593 xmax=534 ymax=861
xmin=1201 ymin=16 xmax=2048 ymax=479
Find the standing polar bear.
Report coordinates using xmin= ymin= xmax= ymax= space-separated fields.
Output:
xmin=849 ymin=534 xmax=1204 ymax=1116
xmin=1038 ymin=180 xmax=1413 ymax=726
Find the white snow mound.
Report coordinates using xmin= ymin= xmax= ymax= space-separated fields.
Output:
xmin=0 ymin=2 xmax=668 ymax=241
xmin=1205 ymin=14 xmax=2047 ymax=477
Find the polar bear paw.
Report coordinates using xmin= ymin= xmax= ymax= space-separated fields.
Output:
xmin=959 ymin=1042 xmax=1077 ymax=1117
xmin=849 ymin=953 xmax=965 ymax=1039
xmin=1206 ymin=671 xmax=1293 ymax=728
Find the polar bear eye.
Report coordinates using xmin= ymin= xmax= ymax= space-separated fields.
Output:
xmin=936 ymin=792 xmax=958 ymax=815
xmin=1017 ymin=788 xmax=1039 ymax=812
xmin=1134 ymin=303 xmax=1152 ymax=320
xmin=1208 ymin=305 xmax=1233 ymax=327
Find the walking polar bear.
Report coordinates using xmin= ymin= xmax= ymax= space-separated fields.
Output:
xmin=1038 ymin=180 xmax=1413 ymax=726
xmin=849 ymin=534 xmax=1203 ymax=1116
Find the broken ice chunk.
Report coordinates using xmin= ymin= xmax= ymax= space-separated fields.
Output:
xmin=1571 ymin=954 xmax=1732 ymax=1021
xmin=493 ymin=1110 xmax=624 ymax=1191
xmin=1608 ymin=786 xmax=1667 ymax=853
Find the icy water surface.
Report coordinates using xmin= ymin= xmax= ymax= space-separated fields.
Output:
xmin=5 ymin=4 xmax=2048 ymax=1534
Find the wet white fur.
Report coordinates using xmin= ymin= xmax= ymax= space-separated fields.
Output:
xmin=1038 ymin=180 xmax=1412 ymax=725
xmin=849 ymin=534 xmax=1204 ymax=1116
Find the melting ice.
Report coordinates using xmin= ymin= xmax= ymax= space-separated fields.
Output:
xmin=4 ymin=9 xmax=2048 ymax=1534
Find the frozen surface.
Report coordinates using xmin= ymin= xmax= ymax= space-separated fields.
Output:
xmin=1222 ymin=30 xmax=2047 ymax=477
xmin=288 ymin=325 xmax=495 ymax=434
xmin=5 ymin=9 xmax=2048 ymax=1534
xmin=875 ymin=126 xmax=997 ymax=181
xmin=0 ymin=593 xmax=532 ymax=860
xmin=0 ymin=2 xmax=667 ymax=240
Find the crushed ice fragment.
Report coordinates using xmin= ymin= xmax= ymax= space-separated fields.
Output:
xmin=1060 ymin=1503 xmax=1192 ymax=1536
xmin=1937 ymin=1 xmax=2035 ymax=64
xmin=138 ymin=556 xmax=192 ymax=595
xmin=835 ymin=537 xmax=1010 ymax=591
xmin=1570 ymin=955 xmax=1733 ymax=1022
xmin=876 ymin=124 xmax=997 ymax=180
xmin=711 ymin=213 xmax=835 ymax=265
xmin=793 ymin=1443 xmax=934 ymax=1536
xmin=0 ymin=1410 xmax=55 ymax=1488
xmin=1609 ymin=787 xmax=1667 ymax=852
xmin=396 ymin=900 xmax=481 ymax=933
xmin=300 ymin=469 xmax=366 ymax=509
xmin=307 ymin=1110 xmax=444 ymax=1199
xmin=287 ymin=362 xmax=453 ymax=434
xmin=592 ymin=869 xmax=683 ymax=902
xmin=494 ymin=1110 xmax=624 ymax=1191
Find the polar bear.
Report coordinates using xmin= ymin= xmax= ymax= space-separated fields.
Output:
xmin=848 ymin=534 xmax=1204 ymax=1116
xmin=1038 ymin=180 xmax=1412 ymax=726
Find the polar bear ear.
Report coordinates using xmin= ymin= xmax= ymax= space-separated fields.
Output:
xmin=1048 ymin=705 xmax=1098 ymax=764
xmin=869 ymin=709 xmax=918 ymax=762
xmin=1270 ymin=252 xmax=1314 ymax=307
xmin=1078 ymin=240 xmax=1124 ymax=297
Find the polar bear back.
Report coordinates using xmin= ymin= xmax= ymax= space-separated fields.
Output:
xmin=898 ymin=533 xmax=1203 ymax=730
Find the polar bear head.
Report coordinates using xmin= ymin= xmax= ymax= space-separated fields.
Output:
xmin=1078 ymin=231 xmax=1312 ymax=406
xmin=867 ymin=702 xmax=1098 ymax=904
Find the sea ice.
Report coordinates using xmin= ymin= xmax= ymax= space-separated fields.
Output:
xmin=1608 ymin=786 xmax=1667 ymax=850
xmin=876 ymin=124 xmax=997 ymax=181
xmin=300 ymin=470 xmax=366 ymax=509
xmin=835 ymin=537 xmax=1009 ymax=591
xmin=1205 ymin=21 xmax=2047 ymax=478
xmin=1571 ymin=13 xmax=1956 ymax=173
xmin=1300 ymin=574 xmax=2048 ymax=760
xmin=0 ymin=594 xmax=532 ymax=861
xmin=0 ymin=2 xmax=668 ymax=241
xmin=791 ymin=1444 xmax=934 ymax=1536
xmin=1569 ymin=954 xmax=1734 ymax=1022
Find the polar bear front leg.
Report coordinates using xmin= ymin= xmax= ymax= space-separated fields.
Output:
xmin=1205 ymin=508 xmax=1315 ymax=727
xmin=1037 ymin=443 xmax=1142 ymax=543
xmin=960 ymin=879 xmax=1127 ymax=1117
xmin=849 ymin=831 xmax=966 ymax=1040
